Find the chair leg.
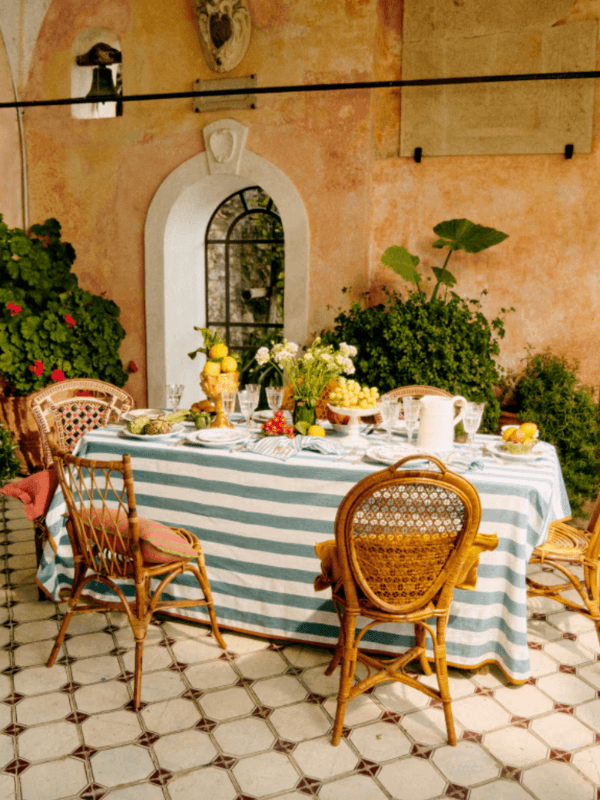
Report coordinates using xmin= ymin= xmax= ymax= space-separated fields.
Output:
xmin=331 ymin=615 xmax=357 ymax=746
xmin=415 ymin=623 xmax=433 ymax=676
xmin=433 ymin=624 xmax=457 ymax=746
xmin=193 ymin=557 xmax=227 ymax=650
xmin=133 ymin=636 xmax=145 ymax=710
xmin=46 ymin=570 xmax=88 ymax=668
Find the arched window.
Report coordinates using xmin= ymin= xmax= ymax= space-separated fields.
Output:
xmin=205 ymin=186 xmax=284 ymax=357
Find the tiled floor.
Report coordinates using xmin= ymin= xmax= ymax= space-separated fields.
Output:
xmin=2 ymin=495 xmax=600 ymax=800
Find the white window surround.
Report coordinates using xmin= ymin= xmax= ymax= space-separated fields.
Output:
xmin=144 ymin=126 xmax=310 ymax=410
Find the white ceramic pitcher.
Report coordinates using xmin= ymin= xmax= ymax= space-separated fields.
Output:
xmin=416 ymin=395 xmax=467 ymax=451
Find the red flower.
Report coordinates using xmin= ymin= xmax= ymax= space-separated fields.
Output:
xmin=75 ymin=390 xmax=93 ymax=397
xmin=29 ymin=360 xmax=44 ymax=376
xmin=7 ymin=302 xmax=21 ymax=316
xmin=64 ymin=314 xmax=76 ymax=327
xmin=127 ymin=360 xmax=139 ymax=373
xmin=51 ymin=369 xmax=65 ymax=382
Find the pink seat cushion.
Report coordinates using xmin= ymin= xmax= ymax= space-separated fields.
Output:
xmin=82 ymin=508 xmax=197 ymax=564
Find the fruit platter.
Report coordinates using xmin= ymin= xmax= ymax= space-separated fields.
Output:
xmin=123 ymin=410 xmax=188 ymax=439
xmin=328 ymin=379 xmax=380 ymax=446
xmin=500 ymin=422 xmax=539 ymax=454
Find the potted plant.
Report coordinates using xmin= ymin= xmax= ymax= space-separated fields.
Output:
xmin=0 ymin=215 xmax=128 ymax=471
xmin=321 ymin=219 xmax=511 ymax=434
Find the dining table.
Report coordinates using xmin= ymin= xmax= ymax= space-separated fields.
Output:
xmin=36 ymin=417 xmax=571 ymax=684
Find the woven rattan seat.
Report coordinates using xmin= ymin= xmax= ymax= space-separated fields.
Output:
xmin=527 ymin=491 xmax=600 ymax=644
xmin=46 ymin=442 xmax=226 ymax=709
xmin=30 ymin=378 xmax=134 ymax=468
xmin=380 ymin=384 xmax=453 ymax=401
xmin=318 ymin=454 xmax=498 ymax=747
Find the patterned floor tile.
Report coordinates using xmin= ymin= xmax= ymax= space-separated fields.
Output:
xmin=213 ymin=716 xmax=275 ymax=756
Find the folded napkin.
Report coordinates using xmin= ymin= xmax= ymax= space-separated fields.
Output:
xmin=245 ymin=435 xmax=349 ymax=461
xmin=0 ymin=468 xmax=59 ymax=520
xmin=448 ymin=454 xmax=486 ymax=473
xmin=296 ymin=435 xmax=347 ymax=457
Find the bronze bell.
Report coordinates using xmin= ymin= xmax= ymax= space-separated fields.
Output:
xmin=86 ymin=66 xmax=119 ymax=102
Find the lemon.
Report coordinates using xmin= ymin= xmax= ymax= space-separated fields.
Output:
xmin=209 ymin=343 xmax=228 ymax=359
xmin=520 ymin=422 xmax=538 ymax=439
xmin=307 ymin=425 xmax=326 ymax=437
xmin=513 ymin=428 xmax=527 ymax=443
xmin=203 ymin=361 xmax=220 ymax=376
xmin=220 ymin=356 xmax=237 ymax=373
xmin=502 ymin=426 xmax=517 ymax=442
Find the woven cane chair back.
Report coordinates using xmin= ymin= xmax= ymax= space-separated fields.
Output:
xmin=52 ymin=443 xmax=138 ymax=581
xmin=30 ymin=378 xmax=134 ymax=468
xmin=380 ymin=385 xmax=453 ymax=401
xmin=338 ymin=456 xmax=482 ymax=615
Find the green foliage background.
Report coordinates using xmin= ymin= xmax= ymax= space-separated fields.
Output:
xmin=321 ymin=288 xmax=507 ymax=433
xmin=0 ymin=216 xmax=128 ymax=395
xmin=0 ymin=422 xmax=20 ymax=482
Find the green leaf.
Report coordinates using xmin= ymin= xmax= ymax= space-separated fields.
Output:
xmin=432 ymin=219 xmax=509 ymax=254
xmin=381 ymin=246 xmax=421 ymax=284
xmin=431 ymin=267 xmax=457 ymax=288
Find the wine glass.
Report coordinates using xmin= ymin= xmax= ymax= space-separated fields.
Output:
xmin=220 ymin=390 xmax=237 ymax=429
xmin=266 ymin=386 xmax=284 ymax=417
xmin=245 ymin=384 xmax=261 ymax=422
xmin=238 ymin=390 xmax=255 ymax=429
xmin=166 ymin=383 xmax=184 ymax=411
xmin=379 ymin=397 xmax=400 ymax=445
xmin=464 ymin=401 xmax=486 ymax=455
xmin=402 ymin=397 xmax=420 ymax=445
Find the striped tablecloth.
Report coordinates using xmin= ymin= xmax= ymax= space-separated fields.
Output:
xmin=37 ymin=426 xmax=571 ymax=683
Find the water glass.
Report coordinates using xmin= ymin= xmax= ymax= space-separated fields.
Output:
xmin=166 ymin=383 xmax=184 ymax=410
xmin=402 ymin=397 xmax=420 ymax=445
xmin=464 ymin=402 xmax=486 ymax=454
xmin=238 ymin=390 xmax=255 ymax=429
xmin=380 ymin=397 xmax=400 ymax=445
xmin=245 ymin=384 xmax=261 ymax=418
xmin=220 ymin=390 xmax=237 ymax=428
xmin=266 ymin=386 xmax=284 ymax=416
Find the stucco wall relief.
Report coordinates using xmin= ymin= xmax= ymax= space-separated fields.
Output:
xmin=195 ymin=0 xmax=252 ymax=73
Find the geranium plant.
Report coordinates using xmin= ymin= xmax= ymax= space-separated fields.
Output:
xmin=0 ymin=216 xmax=128 ymax=395
xmin=255 ymin=337 xmax=356 ymax=429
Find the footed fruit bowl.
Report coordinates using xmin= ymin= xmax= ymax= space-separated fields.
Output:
xmin=328 ymin=405 xmax=380 ymax=447
xmin=200 ymin=371 xmax=239 ymax=428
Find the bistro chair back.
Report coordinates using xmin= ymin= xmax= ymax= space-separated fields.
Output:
xmin=46 ymin=441 xmax=226 ymax=708
xmin=527 ymin=488 xmax=600 ymax=646
xmin=380 ymin=384 xmax=453 ymax=401
xmin=324 ymin=454 xmax=498 ymax=746
xmin=30 ymin=378 xmax=134 ymax=468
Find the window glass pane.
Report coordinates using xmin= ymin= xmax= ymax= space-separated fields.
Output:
xmin=207 ymin=194 xmax=245 ymax=240
xmin=229 ymin=326 xmax=282 ymax=350
xmin=232 ymin=211 xmax=280 ymax=241
xmin=242 ymin=187 xmax=270 ymax=210
xmin=206 ymin=243 xmax=226 ymax=323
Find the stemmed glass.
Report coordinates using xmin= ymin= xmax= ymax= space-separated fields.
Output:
xmin=245 ymin=384 xmax=261 ymax=422
xmin=238 ymin=390 xmax=255 ymax=429
xmin=379 ymin=397 xmax=400 ymax=445
xmin=220 ymin=390 xmax=237 ymax=429
xmin=402 ymin=397 xmax=420 ymax=445
xmin=166 ymin=383 xmax=184 ymax=411
xmin=464 ymin=402 xmax=486 ymax=455
xmin=266 ymin=386 xmax=284 ymax=417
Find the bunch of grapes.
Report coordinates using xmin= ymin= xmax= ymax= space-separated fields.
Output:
xmin=261 ymin=410 xmax=295 ymax=438
xmin=329 ymin=378 xmax=379 ymax=409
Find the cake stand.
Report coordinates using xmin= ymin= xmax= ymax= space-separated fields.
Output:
xmin=328 ymin=405 xmax=380 ymax=448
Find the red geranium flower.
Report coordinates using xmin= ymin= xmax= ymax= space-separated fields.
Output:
xmin=29 ymin=360 xmax=44 ymax=376
xmin=7 ymin=302 xmax=21 ymax=316
xmin=64 ymin=314 xmax=76 ymax=327
xmin=127 ymin=360 xmax=139 ymax=373
xmin=51 ymin=369 xmax=65 ymax=382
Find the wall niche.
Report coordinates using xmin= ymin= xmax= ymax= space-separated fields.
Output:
xmin=71 ymin=28 xmax=122 ymax=120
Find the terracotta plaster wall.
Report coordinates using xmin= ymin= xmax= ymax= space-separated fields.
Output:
xmin=18 ymin=0 xmax=380 ymax=406
xmin=0 ymin=33 xmax=23 ymax=229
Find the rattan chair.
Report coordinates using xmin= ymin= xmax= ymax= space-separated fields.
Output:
xmin=380 ymin=385 xmax=453 ymax=401
xmin=30 ymin=378 xmax=134 ymax=468
xmin=320 ymin=454 xmax=498 ymax=746
xmin=527 ymin=491 xmax=600 ymax=646
xmin=46 ymin=442 xmax=226 ymax=709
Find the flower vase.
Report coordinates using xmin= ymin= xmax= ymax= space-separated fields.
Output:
xmin=293 ymin=400 xmax=316 ymax=430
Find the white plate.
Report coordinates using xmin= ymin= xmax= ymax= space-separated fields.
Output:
xmin=121 ymin=422 xmax=185 ymax=440
xmin=486 ymin=440 xmax=545 ymax=462
xmin=121 ymin=408 xmax=163 ymax=422
xmin=366 ymin=444 xmax=452 ymax=466
xmin=186 ymin=428 xmax=249 ymax=448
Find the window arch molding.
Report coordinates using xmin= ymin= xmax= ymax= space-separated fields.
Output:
xmin=144 ymin=141 xmax=309 ymax=409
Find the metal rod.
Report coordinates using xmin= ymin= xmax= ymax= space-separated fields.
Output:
xmin=2 ymin=70 xmax=600 ymax=111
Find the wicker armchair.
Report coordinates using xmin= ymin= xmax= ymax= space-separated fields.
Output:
xmin=527 ymin=491 xmax=600 ymax=647
xmin=30 ymin=378 xmax=134 ymax=468
xmin=47 ymin=442 xmax=226 ymax=709
xmin=319 ymin=454 xmax=498 ymax=746
xmin=380 ymin=385 xmax=453 ymax=401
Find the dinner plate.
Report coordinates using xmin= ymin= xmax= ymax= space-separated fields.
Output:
xmin=366 ymin=443 xmax=452 ymax=466
xmin=186 ymin=428 xmax=250 ymax=448
xmin=121 ymin=422 xmax=185 ymax=440
xmin=121 ymin=408 xmax=163 ymax=422
xmin=486 ymin=440 xmax=546 ymax=462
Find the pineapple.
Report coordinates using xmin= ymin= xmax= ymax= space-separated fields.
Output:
xmin=127 ymin=415 xmax=151 ymax=435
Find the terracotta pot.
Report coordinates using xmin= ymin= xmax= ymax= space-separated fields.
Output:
xmin=0 ymin=393 xmax=44 ymax=474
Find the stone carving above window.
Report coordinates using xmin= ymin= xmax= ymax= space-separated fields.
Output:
xmin=202 ymin=118 xmax=248 ymax=174
xmin=195 ymin=0 xmax=252 ymax=73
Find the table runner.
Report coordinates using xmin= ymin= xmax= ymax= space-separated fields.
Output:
xmin=37 ymin=428 xmax=570 ymax=683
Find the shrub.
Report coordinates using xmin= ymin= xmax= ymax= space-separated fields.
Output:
xmin=0 ymin=216 xmax=128 ymax=395
xmin=0 ymin=422 xmax=20 ymax=483
xmin=514 ymin=350 xmax=600 ymax=516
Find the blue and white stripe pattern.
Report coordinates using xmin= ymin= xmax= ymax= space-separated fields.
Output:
xmin=37 ymin=428 xmax=570 ymax=683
